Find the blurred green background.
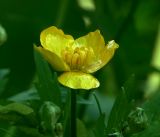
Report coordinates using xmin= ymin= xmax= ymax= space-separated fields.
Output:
xmin=0 ymin=0 xmax=160 ymax=98
xmin=0 ymin=0 xmax=160 ymax=136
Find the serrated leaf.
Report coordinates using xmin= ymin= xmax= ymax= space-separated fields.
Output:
xmin=34 ymin=47 xmax=61 ymax=106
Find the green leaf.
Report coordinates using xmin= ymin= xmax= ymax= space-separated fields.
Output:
xmin=8 ymin=87 xmax=40 ymax=102
xmin=77 ymin=119 xmax=89 ymax=137
xmin=93 ymin=114 xmax=106 ymax=137
xmin=123 ymin=74 xmax=136 ymax=101
xmin=106 ymin=75 xmax=136 ymax=134
xmin=17 ymin=126 xmax=51 ymax=137
xmin=0 ymin=102 xmax=37 ymax=126
xmin=0 ymin=102 xmax=33 ymax=115
xmin=106 ymin=89 xmax=132 ymax=133
xmin=132 ymin=122 xmax=160 ymax=137
xmin=34 ymin=46 xmax=61 ymax=106
xmin=142 ymin=92 xmax=160 ymax=122
xmin=132 ymin=92 xmax=160 ymax=137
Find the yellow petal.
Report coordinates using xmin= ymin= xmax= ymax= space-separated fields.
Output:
xmin=84 ymin=40 xmax=119 ymax=73
xmin=40 ymin=26 xmax=74 ymax=57
xmin=58 ymin=72 xmax=100 ymax=89
xmin=35 ymin=46 xmax=70 ymax=71
xmin=101 ymin=40 xmax=119 ymax=66
xmin=74 ymin=30 xmax=105 ymax=51
xmin=73 ymin=30 xmax=105 ymax=72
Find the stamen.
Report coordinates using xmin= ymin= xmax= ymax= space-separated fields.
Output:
xmin=78 ymin=50 xmax=86 ymax=66
xmin=62 ymin=47 xmax=88 ymax=71
xmin=65 ymin=52 xmax=72 ymax=66
xmin=74 ymin=47 xmax=80 ymax=53
xmin=71 ymin=53 xmax=79 ymax=69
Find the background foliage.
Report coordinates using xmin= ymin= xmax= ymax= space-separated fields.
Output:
xmin=0 ymin=0 xmax=160 ymax=137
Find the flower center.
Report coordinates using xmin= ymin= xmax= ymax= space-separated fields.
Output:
xmin=62 ymin=47 xmax=88 ymax=70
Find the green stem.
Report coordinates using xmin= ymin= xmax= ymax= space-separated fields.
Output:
xmin=63 ymin=91 xmax=71 ymax=137
xmin=71 ymin=90 xmax=77 ymax=137
xmin=93 ymin=92 xmax=103 ymax=115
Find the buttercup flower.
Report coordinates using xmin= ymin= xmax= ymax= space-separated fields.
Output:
xmin=35 ymin=26 xmax=119 ymax=89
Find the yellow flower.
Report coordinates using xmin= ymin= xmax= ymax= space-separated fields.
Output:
xmin=35 ymin=26 xmax=119 ymax=90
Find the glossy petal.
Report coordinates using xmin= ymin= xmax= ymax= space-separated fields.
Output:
xmin=35 ymin=46 xmax=70 ymax=71
xmin=37 ymin=26 xmax=119 ymax=90
xmin=101 ymin=40 xmax=119 ymax=67
xmin=84 ymin=40 xmax=119 ymax=73
xmin=40 ymin=26 xmax=74 ymax=57
xmin=58 ymin=72 xmax=100 ymax=89
xmin=73 ymin=30 xmax=106 ymax=72
xmin=74 ymin=30 xmax=105 ymax=50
